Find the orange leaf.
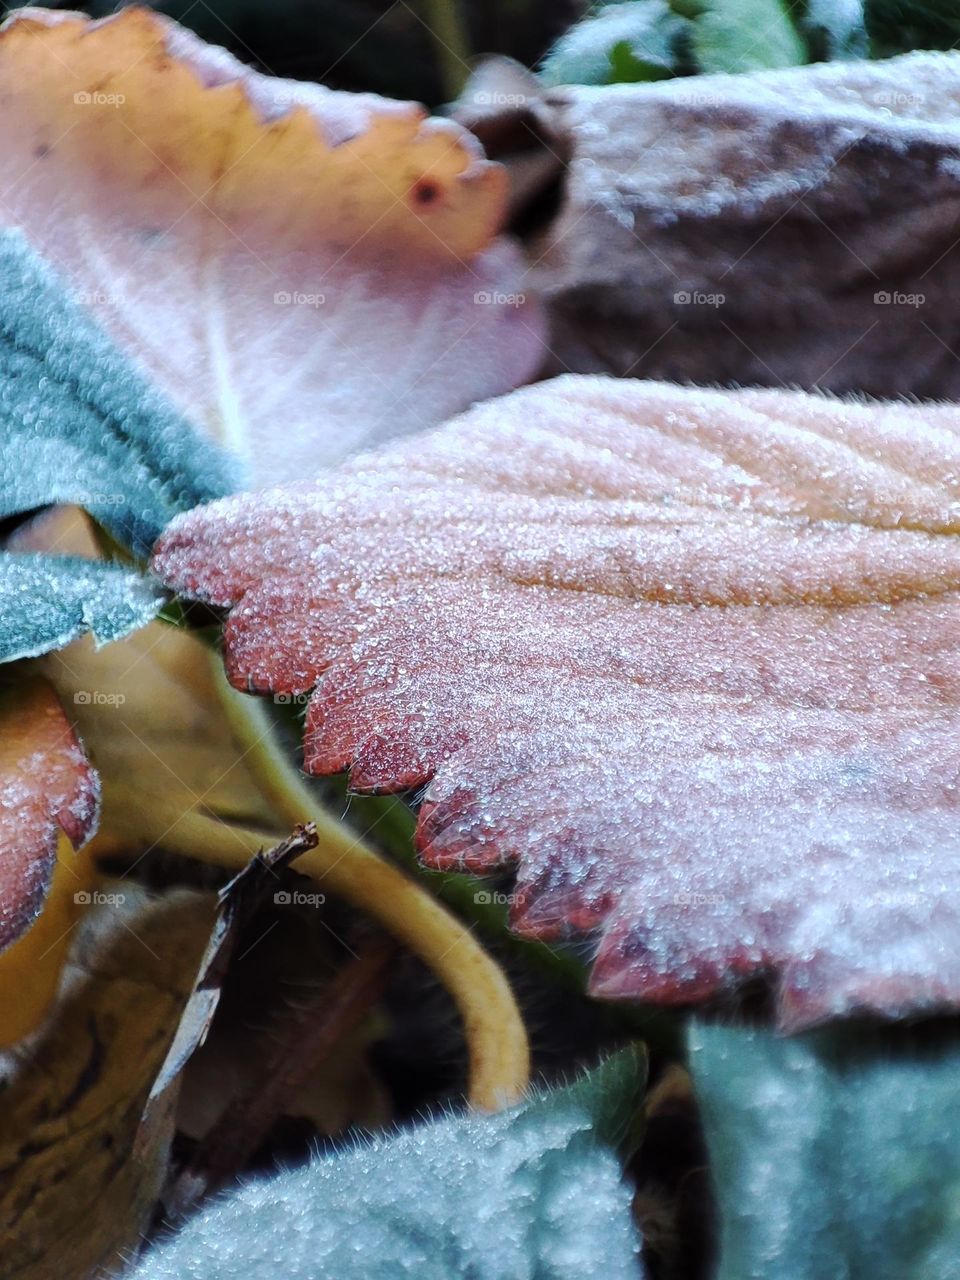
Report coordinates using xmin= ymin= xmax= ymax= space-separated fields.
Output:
xmin=0 ymin=6 xmax=543 ymax=484
xmin=155 ymin=376 xmax=960 ymax=1030
xmin=0 ymin=677 xmax=99 ymax=953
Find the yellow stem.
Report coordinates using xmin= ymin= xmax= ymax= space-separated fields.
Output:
xmin=206 ymin=661 xmax=530 ymax=1110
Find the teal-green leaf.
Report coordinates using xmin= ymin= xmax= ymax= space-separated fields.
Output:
xmin=692 ymin=0 xmax=807 ymax=73
xmin=690 ymin=1021 xmax=960 ymax=1280
xmin=0 ymin=555 xmax=163 ymax=662
xmin=541 ymin=2 xmax=690 ymax=86
xmin=133 ymin=1047 xmax=649 ymax=1279
xmin=0 ymin=228 xmax=236 ymax=661
xmin=0 ymin=229 xmax=236 ymax=556
xmin=802 ymin=0 xmax=868 ymax=60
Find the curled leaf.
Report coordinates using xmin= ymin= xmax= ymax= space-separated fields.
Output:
xmin=471 ymin=51 xmax=960 ymax=399
xmin=0 ymin=888 xmax=219 ymax=1279
xmin=155 ymin=375 xmax=960 ymax=1029
xmin=0 ymin=6 xmax=544 ymax=485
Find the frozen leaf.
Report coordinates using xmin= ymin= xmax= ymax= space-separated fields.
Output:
xmin=0 ymin=227 xmax=234 ymax=555
xmin=0 ymin=554 xmax=164 ymax=663
xmin=155 ymin=374 xmax=960 ymax=1029
xmin=470 ymin=51 xmax=960 ymax=399
xmin=0 ymin=226 xmax=234 ymax=661
xmin=690 ymin=1020 xmax=960 ymax=1279
xmin=0 ymin=888 xmax=220 ymax=1280
xmin=18 ymin=507 xmax=276 ymax=855
xmin=540 ymin=3 xmax=690 ymax=87
xmin=0 ymin=6 xmax=544 ymax=486
xmin=133 ymin=1046 xmax=647 ymax=1280
xmin=692 ymin=0 xmax=805 ymax=73
xmin=0 ymin=677 xmax=98 ymax=954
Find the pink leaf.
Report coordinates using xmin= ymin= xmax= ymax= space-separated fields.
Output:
xmin=153 ymin=375 xmax=960 ymax=1028
xmin=0 ymin=6 xmax=543 ymax=484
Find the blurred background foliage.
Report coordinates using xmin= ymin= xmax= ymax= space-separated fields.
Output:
xmin=1 ymin=1 xmax=958 ymax=108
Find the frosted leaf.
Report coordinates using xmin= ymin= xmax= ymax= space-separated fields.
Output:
xmin=133 ymin=1047 xmax=647 ymax=1280
xmin=0 ymin=554 xmax=162 ymax=663
xmin=0 ymin=678 xmax=99 ymax=952
xmin=0 ymin=6 xmax=544 ymax=487
xmin=539 ymin=2 xmax=689 ymax=86
xmin=0 ymin=228 xmax=234 ymax=556
xmin=473 ymin=48 xmax=960 ymax=399
xmin=155 ymin=375 xmax=960 ymax=1027
xmin=691 ymin=1021 xmax=960 ymax=1279
xmin=0 ymin=227 xmax=231 ymax=661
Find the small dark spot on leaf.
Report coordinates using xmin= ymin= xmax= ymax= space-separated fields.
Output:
xmin=33 ymin=144 xmax=50 ymax=160
xmin=410 ymin=178 xmax=442 ymax=208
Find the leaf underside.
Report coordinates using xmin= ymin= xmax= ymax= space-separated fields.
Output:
xmin=0 ymin=5 xmax=544 ymax=487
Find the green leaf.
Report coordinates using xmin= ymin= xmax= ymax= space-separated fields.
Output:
xmin=133 ymin=1047 xmax=649 ymax=1279
xmin=690 ymin=1021 xmax=960 ymax=1280
xmin=692 ymin=0 xmax=807 ymax=72
xmin=540 ymin=2 xmax=690 ymax=86
xmin=609 ymin=40 xmax=677 ymax=81
xmin=0 ymin=229 xmax=236 ymax=557
xmin=0 ymin=555 xmax=163 ymax=662
xmin=0 ymin=228 xmax=236 ymax=662
xmin=801 ymin=0 xmax=868 ymax=60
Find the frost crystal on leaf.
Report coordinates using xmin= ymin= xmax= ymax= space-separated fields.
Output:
xmin=155 ymin=374 xmax=960 ymax=1028
xmin=133 ymin=1048 xmax=647 ymax=1280
xmin=0 ymin=679 xmax=99 ymax=953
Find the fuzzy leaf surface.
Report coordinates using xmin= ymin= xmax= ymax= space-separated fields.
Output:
xmin=155 ymin=375 xmax=960 ymax=1028
xmin=0 ymin=226 xmax=232 ymax=660
xmin=133 ymin=1047 xmax=647 ymax=1280
xmin=690 ymin=1020 xmax=960 ymax=1279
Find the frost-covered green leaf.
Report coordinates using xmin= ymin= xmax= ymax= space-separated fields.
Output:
xmin=134 ymin=1047 xmax=648 ymax=1280
xmin=690 ymin=1022 xmax=960 ymax=1280
xmin=0 ymin=555 xmax=163 ymax=662
xmin=692 ymin=0 xmax=806 ymax=72
xmin=0 ymin=228 xmax=235 ymax=661
xmin=0 ymin=229 xmax=235 ymax=556
xmin=540 ymin=2 xmax=690 ymax=86
xmin=802 ymin=0 xmax=868 ymax=60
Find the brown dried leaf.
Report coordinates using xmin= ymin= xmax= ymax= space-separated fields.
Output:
xmin=461 ymin=52 xmax=960 ymax=398
xmin=0 ymin=888 xmax=217 ymax=1279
